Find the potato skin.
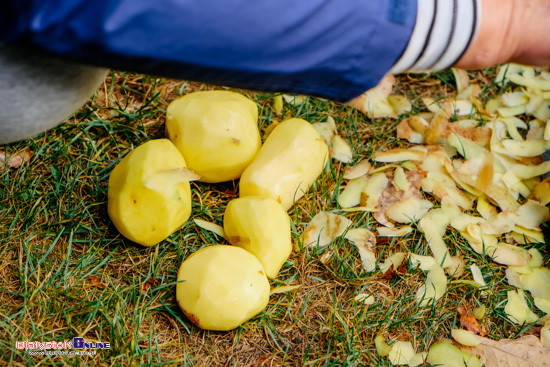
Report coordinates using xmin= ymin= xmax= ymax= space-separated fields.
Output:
xmin=107 ymin=139 xmax=191 ymax=246
xmin=176 ymin=245 xmax=270 ymax=331
xmin=224 ymin=196 xmax=292 ymax=278
xmin=239 ymin=118 xmax=329 ymax=210
xmin=166 ymin=90 xmax=260 ymax=183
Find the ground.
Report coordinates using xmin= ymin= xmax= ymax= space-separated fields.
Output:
xmin=0 ymin=69 xmax=547 ymax=366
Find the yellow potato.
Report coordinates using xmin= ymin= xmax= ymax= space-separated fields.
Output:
xmin=166 ymin=90 xmax=260 ymax=183
xmin=224 ymin=197 xmax=292 ymax=278
xmin=239 ymin=118 xmax=329 ymax=210
xmin=176 ymin=245 xmax=270 ymax=331
xmin=108 ymin=139 xmax=192 ymax=246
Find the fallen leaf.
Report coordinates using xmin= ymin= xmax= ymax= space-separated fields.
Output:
xmin=250 ymin=355 xmax=277 ymax=367
xmin=142 ymin=278 xmax=159 ymax=293
xmin=383 ymin=265 xmax=398 ymax=280
xmin=458 ymin=305 xmax=487 ymax=336
xmin=0 ymin=148 xmax=31 ymax=169
xmin=463 ymin=335 xmax=550 ymax=367
xmin=88 ymin=275 xmax=106 ymax=288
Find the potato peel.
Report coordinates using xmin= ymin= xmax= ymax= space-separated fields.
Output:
xmin=416 ymin=262 xmax=447 ymax=307
xmin=303 ymin=212 xmax=352 ymax=248
xmin=344 ymin=228 xmax=377 ymax=272
xmin=505 ymin=289 xmax=539 ymax=324
xmin=194 ymin=219 xmax=226 ymax=239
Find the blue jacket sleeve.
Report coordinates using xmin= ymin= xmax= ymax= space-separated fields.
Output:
xmin=0 ymin=0 xmax=415 ymax=102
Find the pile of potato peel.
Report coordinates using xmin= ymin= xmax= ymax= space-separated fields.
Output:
xmin=305 ymin=65 xmax=550 ymax=365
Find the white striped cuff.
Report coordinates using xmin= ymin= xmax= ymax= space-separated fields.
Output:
xmin=390 ymin=0 xmax=481 ymax=74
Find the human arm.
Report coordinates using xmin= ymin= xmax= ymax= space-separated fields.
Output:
xmin=0 ymin=0 xmax=416 ymax=102
xmin=455 ymin=0 xmax=550 ymax=69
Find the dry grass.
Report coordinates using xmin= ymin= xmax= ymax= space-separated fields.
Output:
xmin=0 ymin=69 xmax=546 ymax=366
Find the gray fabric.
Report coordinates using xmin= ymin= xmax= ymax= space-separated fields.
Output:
xmin=0 ymin=43 xmax=108 ymax=144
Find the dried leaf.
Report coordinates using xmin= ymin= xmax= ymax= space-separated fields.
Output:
xmin=89 ymin=275 xmax=106 ymax=288
xmin=0 ymin=148 xmax=31 ymax=169
xmin=458 ymin=305 xmax=488 ymax=336
xmin=464 ymin=335 xmax=550 ymax=367
xmin=142 ymin=278 xmax=159 ymax=293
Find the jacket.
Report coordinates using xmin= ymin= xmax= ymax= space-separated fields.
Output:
xmin=0 ymin=0 xmax=415 ymax=102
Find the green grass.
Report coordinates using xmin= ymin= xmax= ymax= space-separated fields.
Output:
xmin=0 ymin=69 xmax=546 ymax=366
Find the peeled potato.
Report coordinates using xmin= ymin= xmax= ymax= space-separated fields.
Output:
xmin=166 ymin=90 xmax=261 ymax=183
xmin=108 ymin=139 xmax=192 ymax=246
xmin=224 ymin=197 xmax=292 ymax=278
xmin=240 ymin=118 xmax=329 ymax=210
xmin=176 ymin=245 xmax=270 ymax=331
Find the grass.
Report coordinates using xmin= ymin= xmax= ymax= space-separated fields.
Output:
xmin=0 ymin=69 xmax=547 ymax=366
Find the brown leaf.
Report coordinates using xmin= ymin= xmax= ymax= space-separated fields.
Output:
xmin=376 ymin=236 xmax=393 ymax=246
xmin=458 ymin=305 xmax=488 ymax=336
xmin=383 ymin=264 xmax=398 ymax=280
xmin=463 ymin=335 xmax=550 ymax=367
xmin=251 ymin=355 xmax=280 ymax=367
xmin=89 ymin=275 xmax=105 ymax=288
xmin=142 ymin=278 xmax=158 ymax=293
xmin=397 ymin=264 xmax=408 ymax=275
xmin=0 ymin=148 xmax=31 ymax=169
